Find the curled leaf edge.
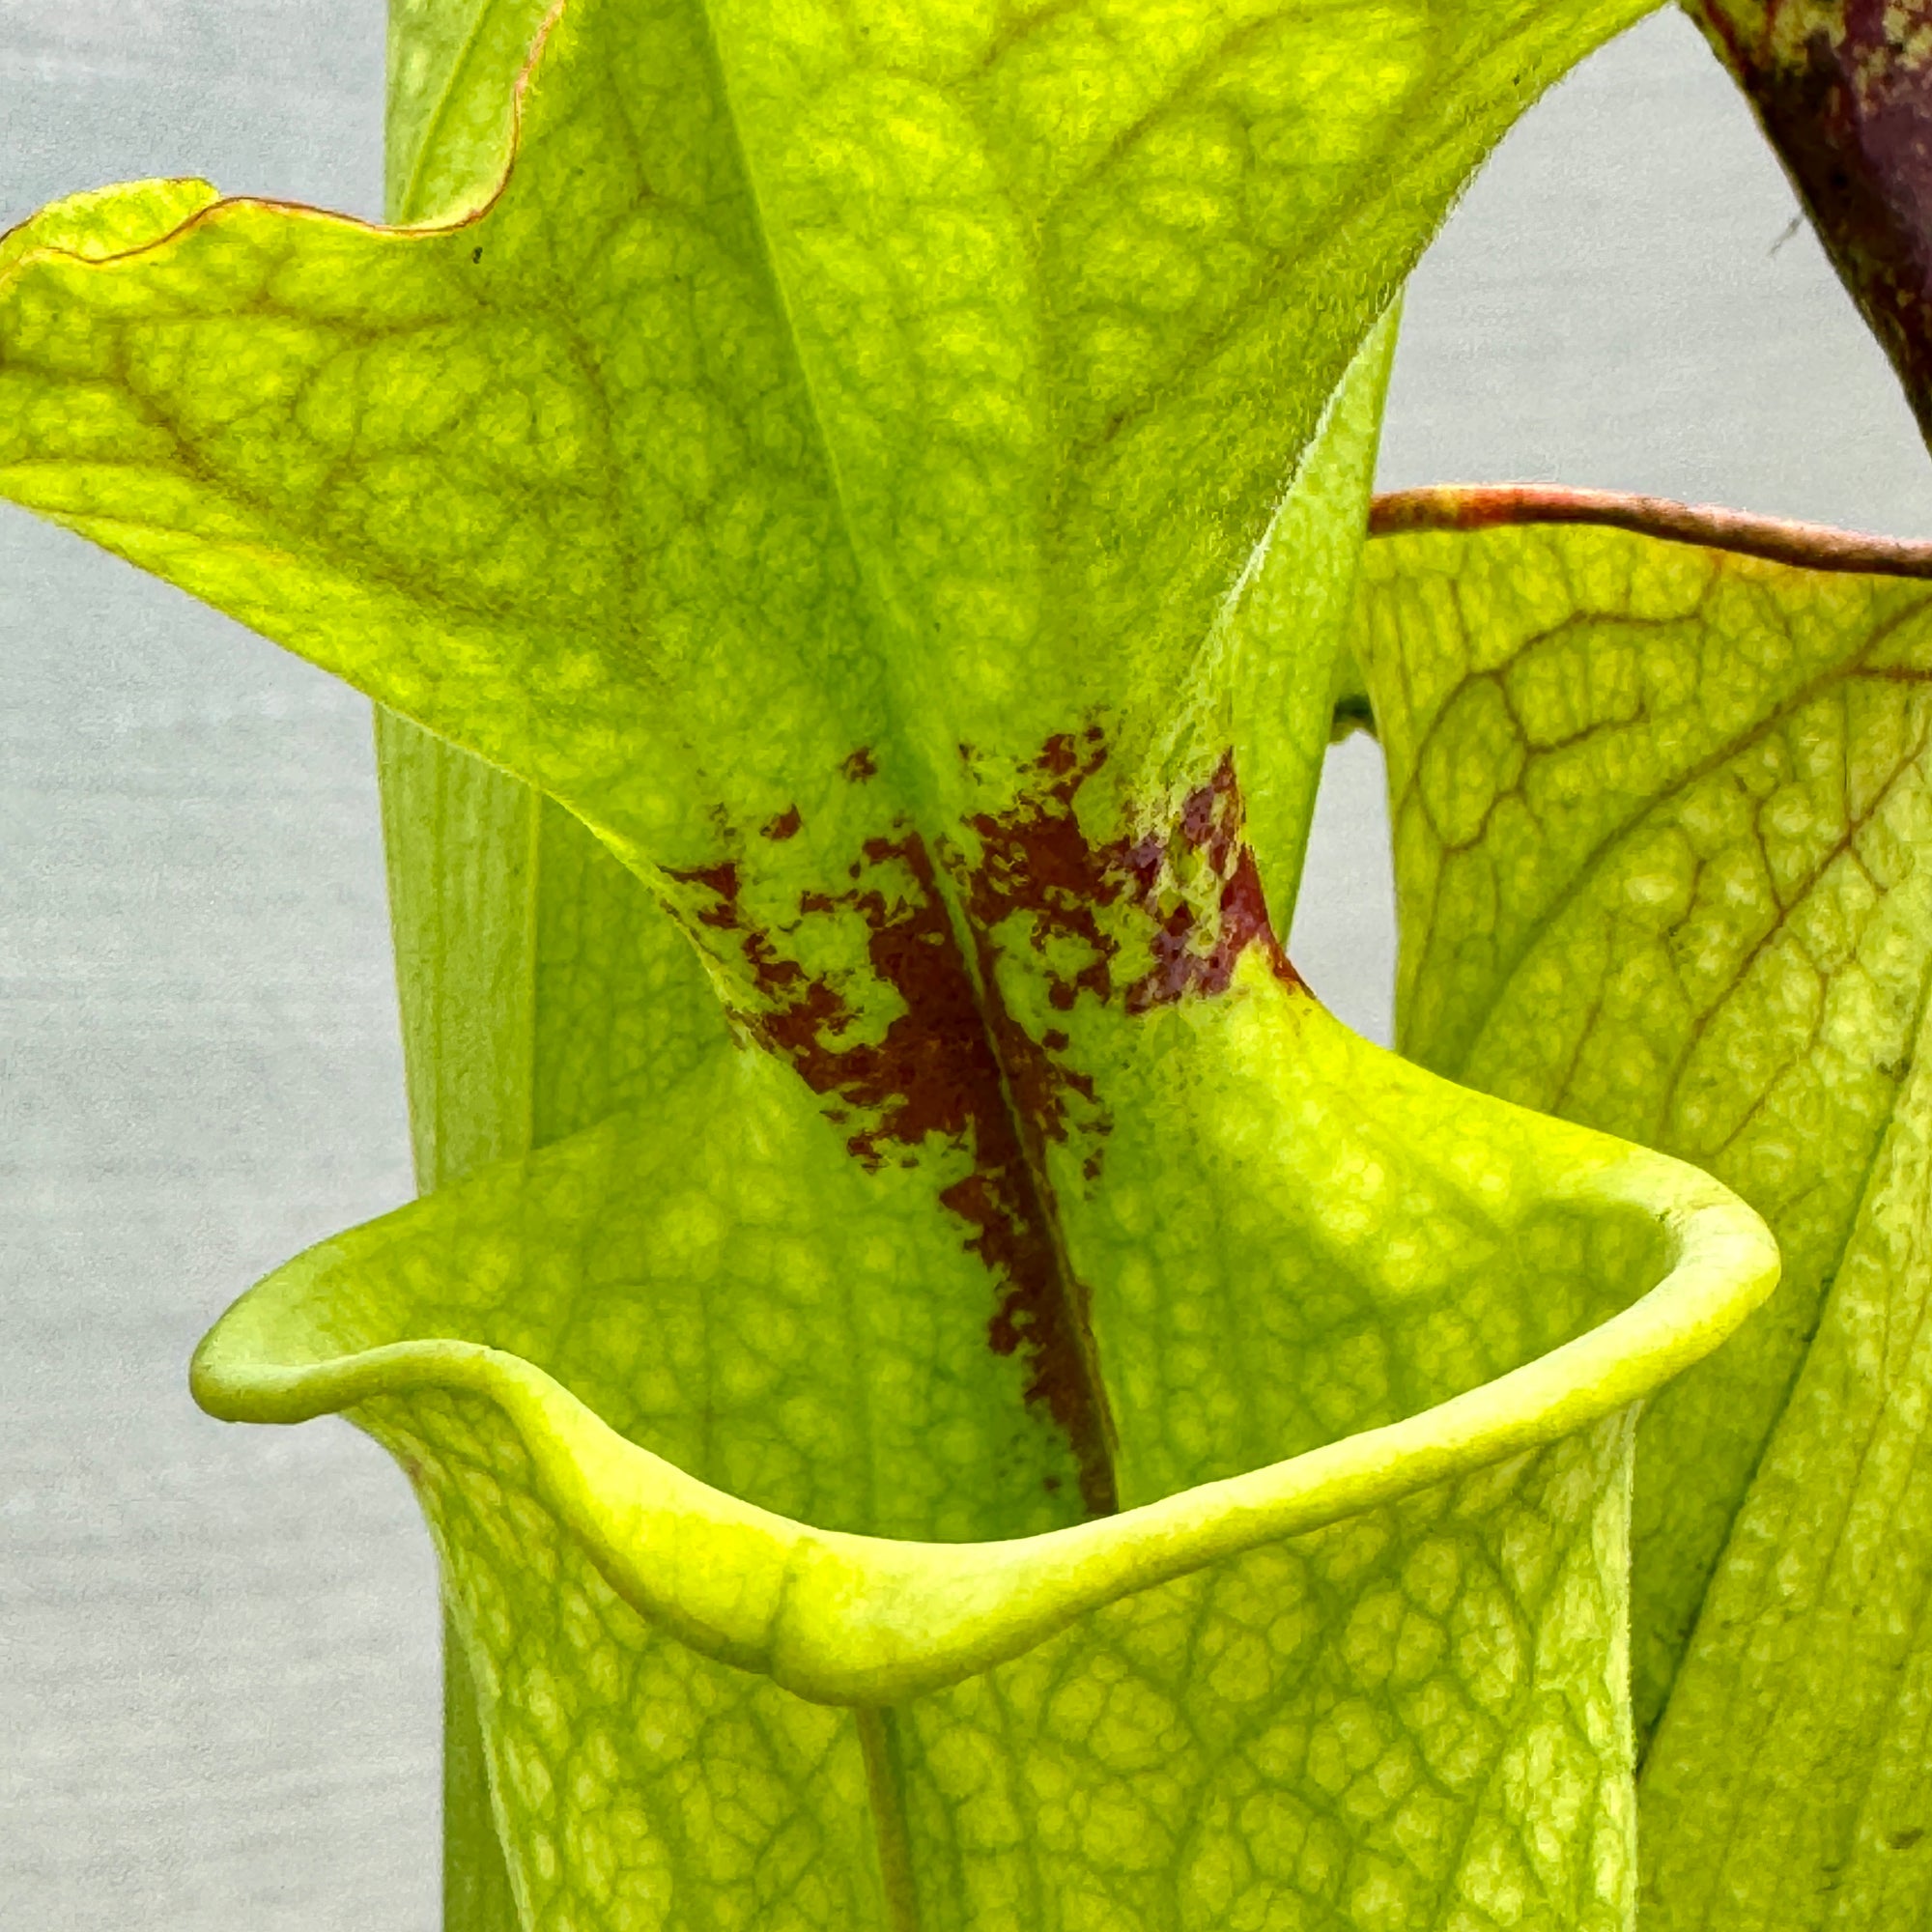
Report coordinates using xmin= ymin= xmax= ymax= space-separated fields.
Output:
xmin=191 ymin=1040 xmax=1776 ymax=1710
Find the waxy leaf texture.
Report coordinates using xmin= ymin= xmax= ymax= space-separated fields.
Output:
xmin=0 ymin=1 xmax=1813 ymax=1928
xmin=1354 ymin=494 xmax=1932 ymax=1929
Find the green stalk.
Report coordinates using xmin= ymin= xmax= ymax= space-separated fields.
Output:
xmin=378 ymin=9 xmax=667 ymax=1920
xmin=375 ymin=717 xmax=531 ymax=1928
xmin=439 ymin=1603 xmax=519 ymax=1932
xmin=376 ymin=705 xmax=718 ymax=1928
xmin=381 ymin=12 xmax=591 ymax=1925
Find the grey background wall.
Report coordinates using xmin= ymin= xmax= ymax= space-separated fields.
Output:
xmin=4 ymin=5 xmax=1930 ymax=1926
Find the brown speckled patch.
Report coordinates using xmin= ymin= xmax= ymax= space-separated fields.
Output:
xmin=667 ymin=833 xmax=1117 ymax=1515
xmin=1116 ymin=753 xmax=1302 ymax=1013
xmin=953 ymin=733 xmax=1300 ymax=1182
xmin=657 ymin=732 xmax=1299 ymax=1516
xmin=960 ymin=729 xmax=1118 ymax=1163
xmin=965 ymin=729 xmax=1119 ymax=1016
xmin=961 ymin=732 xmax=1298 ymax=1023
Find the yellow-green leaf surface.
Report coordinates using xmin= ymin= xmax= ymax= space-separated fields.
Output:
xmin=0 ymin=0 xmax=1796 ymax=1924
xmin=0 ymin=0 xmax=1665 ymax=1511
xmin=378 ymin=10 xmax=735 ymax=1918
xmin=375 ymin=0 xmax=725 ymax=1223
xmin=1351 ymin=488 xmax=1932 ymax=1928
xmin=192 ymin=998 xmax=1772 ymax=1927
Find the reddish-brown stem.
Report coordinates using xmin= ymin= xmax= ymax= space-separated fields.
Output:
xmin=1370 ymin=483 xmax=1932 ymax=578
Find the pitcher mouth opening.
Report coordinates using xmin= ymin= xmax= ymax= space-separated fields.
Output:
xmin=192 ymin=1055 xmax=1775 ymax=1709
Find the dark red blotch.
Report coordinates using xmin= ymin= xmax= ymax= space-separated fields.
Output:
xmin=661 ymin=734 xmax=1300 ymax=1520
xmin=667 ymin=832 xmax=1117 ymax=1516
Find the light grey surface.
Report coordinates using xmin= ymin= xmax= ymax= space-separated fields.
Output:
xmin=2 ymin=6 xmax=1929 ymax=1927
xmin=2 ymin=6 xmax=440 ymax=1930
